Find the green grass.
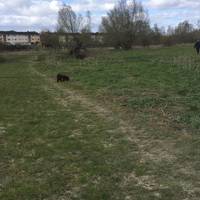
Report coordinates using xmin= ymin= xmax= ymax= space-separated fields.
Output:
xmin=35 ymin=45 xmax=200 ymax=131
xmin=0 ymin=45 xmax=200 ymax=199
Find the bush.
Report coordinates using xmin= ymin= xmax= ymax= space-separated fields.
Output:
xmin=0 ymin=44 xmax=32 ymax=51
xmin=163 ymin=36 xmax=176 ymax=46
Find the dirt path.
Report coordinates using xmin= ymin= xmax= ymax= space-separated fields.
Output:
xmin=30 ymin=66 xmax=199 ymax=199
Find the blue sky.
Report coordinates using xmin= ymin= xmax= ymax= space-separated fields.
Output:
xmin=0 ymin=0 xmax=199 ymax=32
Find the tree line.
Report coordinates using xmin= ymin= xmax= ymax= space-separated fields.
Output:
xmin=41 ymin=0 xmax=200 ymax=51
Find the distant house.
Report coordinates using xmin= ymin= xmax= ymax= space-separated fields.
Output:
xmin=90 ymin=32 xmax=104 ymax=43
xmin=0 ymin=31 xmax=40 ymax=45
xmin=58 ymin=32 xmax=104 ymax=44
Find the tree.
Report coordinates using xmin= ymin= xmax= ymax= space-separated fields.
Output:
xmin=197 ymin=20 xmax=200 ymax=31
xmin=57 ymin=5 xmax=92 ymax=58
xmin=79 ymin=11 xmax=92 ymax=48
xmin=175 ymin=20 xmax=193 ymax=35
xmin=167 ymin=26 xmax=175 ymax=35
xmin=135 ymin=20 xmax=151 ymax=46
xmin=174 ymin=21 xmax=194 ymax=43
xmin=40 ymin=31 xmax=59 ymax=49
xmin=100 ymin=0 xmax=149 ymax=49
xmin=151 ymin=24 xmax=162 ymax=44
xmin=84 ymin=11 xmax=92 ymax=33
xmin=58 ymin=5 xmax=84 ymax=33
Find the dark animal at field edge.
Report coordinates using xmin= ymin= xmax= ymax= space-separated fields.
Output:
xmin=57 ymin=73 xmax=70 ymax=82
xmin=194 ymin=40 xmax=200 ymax=54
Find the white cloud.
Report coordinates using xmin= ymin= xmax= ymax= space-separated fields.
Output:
xmin=144 ymin=0 xmax=200 ymax=28
xmin=146 ymin=0 xmax=200 ymax=9
xmin=0 ymin=0 xmax=116 ymax=31
xmin=0 ymin=0 xmax=200 ymax=32
xmin=70 ymin=0 xmax=115 ymax=12
xmin=0 ymin=0 xmax=62 ymax=31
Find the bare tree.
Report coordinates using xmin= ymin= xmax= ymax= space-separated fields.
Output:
xmin=58 ymin=5 xmax=92 ymax=34
xmin=197 ymin=20 xmax=200 ymax=31
xmin=175 ymin=20 xmax=194 ymax=35
xmin=167 ymin=26 xmax=175 ymax=35
xmin=40 ymin=31 xmax=59 ymax=49
xmin=100 ymin=0 xmax=149 ymax=49
xmin=57 ymin=5 xmax=92 ymax=59
xmin=174 ymin=21 xmax=194 ymax=43
xmin=151 ymin=24 xmax=162 ymax=44
xmin=84 ymin=11 xmax=92 ymax=33
xmin=58 ymin=5 xmax=84 ymax=33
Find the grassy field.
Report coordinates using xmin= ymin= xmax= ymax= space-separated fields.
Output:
xmin=0 ymin=45 xmax=200 ymax=199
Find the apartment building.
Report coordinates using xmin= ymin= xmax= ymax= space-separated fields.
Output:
xmin=58 ymin=32 xmax=104 ymax=44
xmin=30 ymin=34 xmax=41 ymax=44
xmin=0 ymin=31 xmax=40 ymax=45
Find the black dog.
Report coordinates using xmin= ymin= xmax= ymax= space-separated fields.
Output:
xmin=57 ymin=73 xmax=70 ymax=82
